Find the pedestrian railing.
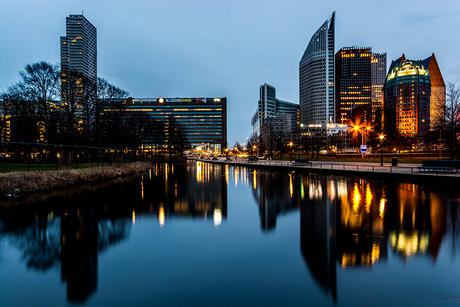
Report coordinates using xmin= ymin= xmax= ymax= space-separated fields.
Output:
xmin=199 ymin=158 xmax=460 ymax=177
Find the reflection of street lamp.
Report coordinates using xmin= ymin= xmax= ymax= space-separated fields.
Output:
xmin=379 ymin=134 xmax=384 ymax=166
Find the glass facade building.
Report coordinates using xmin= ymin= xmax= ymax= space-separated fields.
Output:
xmin=371 ymin=52 xmax=387 ymax=125
xmin=383 ymin=60 xmax=431 ymax=136
xmin=122 ymin=97 xmax=227 ymax=151
xmin=335 ymin=47 xmax=372 ymax=124
xmin=60 ymin=15 xmax=97 ymax=89
xmin=251 ymin=84 xmax=298 ymax=152
xmin=299 ymin=12 xmax=335 ymax=125
xmin=252 ymin=83 xmax=298 ymax=136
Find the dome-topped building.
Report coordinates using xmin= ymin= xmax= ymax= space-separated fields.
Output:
xmin=383 ymin=59 xmax=431 ymax=137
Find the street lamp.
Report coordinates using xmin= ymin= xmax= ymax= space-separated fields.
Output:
xmin=289 ymin=142 xmax=293 ymax=162
xmin=298 ymin=123 xmax=304 ymax=158
xmin=379 ymin=134 xmax=384 ymax=166
xmin=353 ymin=124 xmax=372 ymax=158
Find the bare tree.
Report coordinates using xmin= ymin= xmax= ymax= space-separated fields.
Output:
xmin=166 ymin=116 xmax=189 ymax=159
xmin=444 ymin=83 xmax=460 ymax=158
xmin=2 ymin=62 xmax=60 ymax=144
xmin=247 ymin=133 xmax=260 ymax=156
xmin=94 ymin=78 xmax=129 ymax=147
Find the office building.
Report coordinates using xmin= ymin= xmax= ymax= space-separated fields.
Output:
xmin=251 ymin=84 xmax=298 ymax=152
xmin=382 ymin=59 xmax=431 ymax=136
xmin=335 ymin=47 xmax=372 ymax=124
xmin=60 ymin=14 xmax=97 ymax=91
xmin=254 ymin=83 xmax=298 ymax=134
xmin=421 ymin=54 xmax=446 ymax=130
xmin=371 ymin=52 xmax=387 ymax=126
xmin=299 ymin=12 xmax=335 ymax=125
xmin=122 ymin=97 xmax=227 ymax=152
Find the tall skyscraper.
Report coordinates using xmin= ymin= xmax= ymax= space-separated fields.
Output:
xmin=251 ymin=83 xmax=298 ymax=152
xmin=60 ymin=14 xmax=97 ymax=91
xmin=335 ymin=47 xmax=372 ymax=124
xmin=371 ymin=52 xmax=387 ymax=126
xmin=253 ymin=83 xmax=298 ymax=134
xmin=299 ymin=12 xmax=335 ymax=126
xmin=382 ymin=59 xmax=431 ymax=136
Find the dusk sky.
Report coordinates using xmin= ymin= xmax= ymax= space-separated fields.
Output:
xmin=1 ymin=0 xmax=459 ymax=146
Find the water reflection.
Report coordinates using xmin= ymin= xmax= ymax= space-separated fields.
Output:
xmin=0 ymin=162 xmax=227 ymax=303
xmin=1 ymin=162 xmax=460 ymax=306
xmin=248 ymin=167 xmax=460 ymax=303
xmin=249 ymin=170 xmax=299 ymax=232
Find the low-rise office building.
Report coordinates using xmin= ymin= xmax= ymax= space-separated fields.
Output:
xmin=121 ymin=97 xmax=227 ymax=153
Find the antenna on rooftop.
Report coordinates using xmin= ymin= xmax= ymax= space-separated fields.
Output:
xmin=82 ymin=9 xmax=84 ymax=16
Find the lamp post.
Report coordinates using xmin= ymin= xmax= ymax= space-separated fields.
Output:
xmin=353 ymin=125 xmax=372 ymax=158
xmin=298 ymin=123 xmax=304 ymax=158
xmin=289 ymin=142 xmax=293 ymax=162
xmin=379 ymin=134 xmax=384 ymax=166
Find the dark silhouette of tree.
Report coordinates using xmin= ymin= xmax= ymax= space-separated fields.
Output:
xmin=166 ymin=116 xmax=189 ymax=158
xmin=94 ymin=78 xmax=129 ymax=147
xmin=444 ymin=83 xmax=460 ymax=158
xmin=247 ymin=133 xmax=260 ymax=155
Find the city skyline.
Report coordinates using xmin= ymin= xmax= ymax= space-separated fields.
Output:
xmin=1 ymin=0 xmax=459 ymax=145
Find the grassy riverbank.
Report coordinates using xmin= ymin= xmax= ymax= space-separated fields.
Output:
xmin=0 ymin=161 xmax=153 ymax=196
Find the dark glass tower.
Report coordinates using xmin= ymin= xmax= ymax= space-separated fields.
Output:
xmin=299 ymin=12 xmax=335 ymax=125
xmin=60 ymin=14 xmax=97 ymax=93
xmin=335 ymin=47 xmax=372 ymax=124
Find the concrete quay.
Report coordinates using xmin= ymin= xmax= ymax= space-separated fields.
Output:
xmin=195 ymin=157 xmax=460 ymax=187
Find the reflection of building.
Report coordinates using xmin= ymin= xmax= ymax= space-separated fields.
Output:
xmin=386 ymin=183 xmax=446 ymax=261
xmin=383 ymin=59 xmax=431 ymax=136
xmin=335 ymin=179 xmax=388 ymax=268
xmin=249 ymin=170 xmax=300 ymax=232
xmin=145 ymin=162 xmax=228 ymax=224
xmin=61 ymin=204 xmax=98 ymax=302
xmin=299 ymin=12 xmax=335 ymax=125
xmin=300 ymin=175 xmax=337 ymax=302
xmin=120 ymin=97 xmax=227 ymax=152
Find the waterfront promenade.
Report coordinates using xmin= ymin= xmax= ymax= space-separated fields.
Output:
xmin=197 ymin=157 xmax=460 ymax=186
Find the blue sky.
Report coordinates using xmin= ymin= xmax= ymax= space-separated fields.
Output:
xmin=1 ymin=0 xmax=459 ymax=145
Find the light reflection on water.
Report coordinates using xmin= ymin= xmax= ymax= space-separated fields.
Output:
xmin=0 ymin=161 xmax=460 ymax=306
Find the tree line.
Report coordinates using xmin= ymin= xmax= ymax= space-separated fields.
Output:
xmin=1 ymin=61 xmax=189 ymax=159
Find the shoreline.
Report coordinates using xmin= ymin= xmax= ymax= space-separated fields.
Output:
xmin=196 ymin=158 xmax=460 ymax=187
xmin=0 ymin=161 xmax=153 ymax=197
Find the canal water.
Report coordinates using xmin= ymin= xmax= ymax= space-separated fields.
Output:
xmin=1 ymin=161 xmax=460 ymax=307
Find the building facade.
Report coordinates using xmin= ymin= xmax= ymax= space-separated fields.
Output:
xmin=299 ymin=12 xmax=335 ymax=125
xmin=371 ymin=52 xmax=387 ymax=126
xmin=335 ymin=47 xmax=372 ymax=124
xmin=421 ymin=54 xmax=446 ymax=130
xmin=252 ymin=84 xmax=298 ymax=153
xmin=60 ymin=14 xmax=97 ymax=91
xmin=382 ymin=59 xmax=431 ymax=136
xmin=122 ymin=97 xmax=227 ymax=152
xmin=252 ymin=83 xmax=298 ymax=135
